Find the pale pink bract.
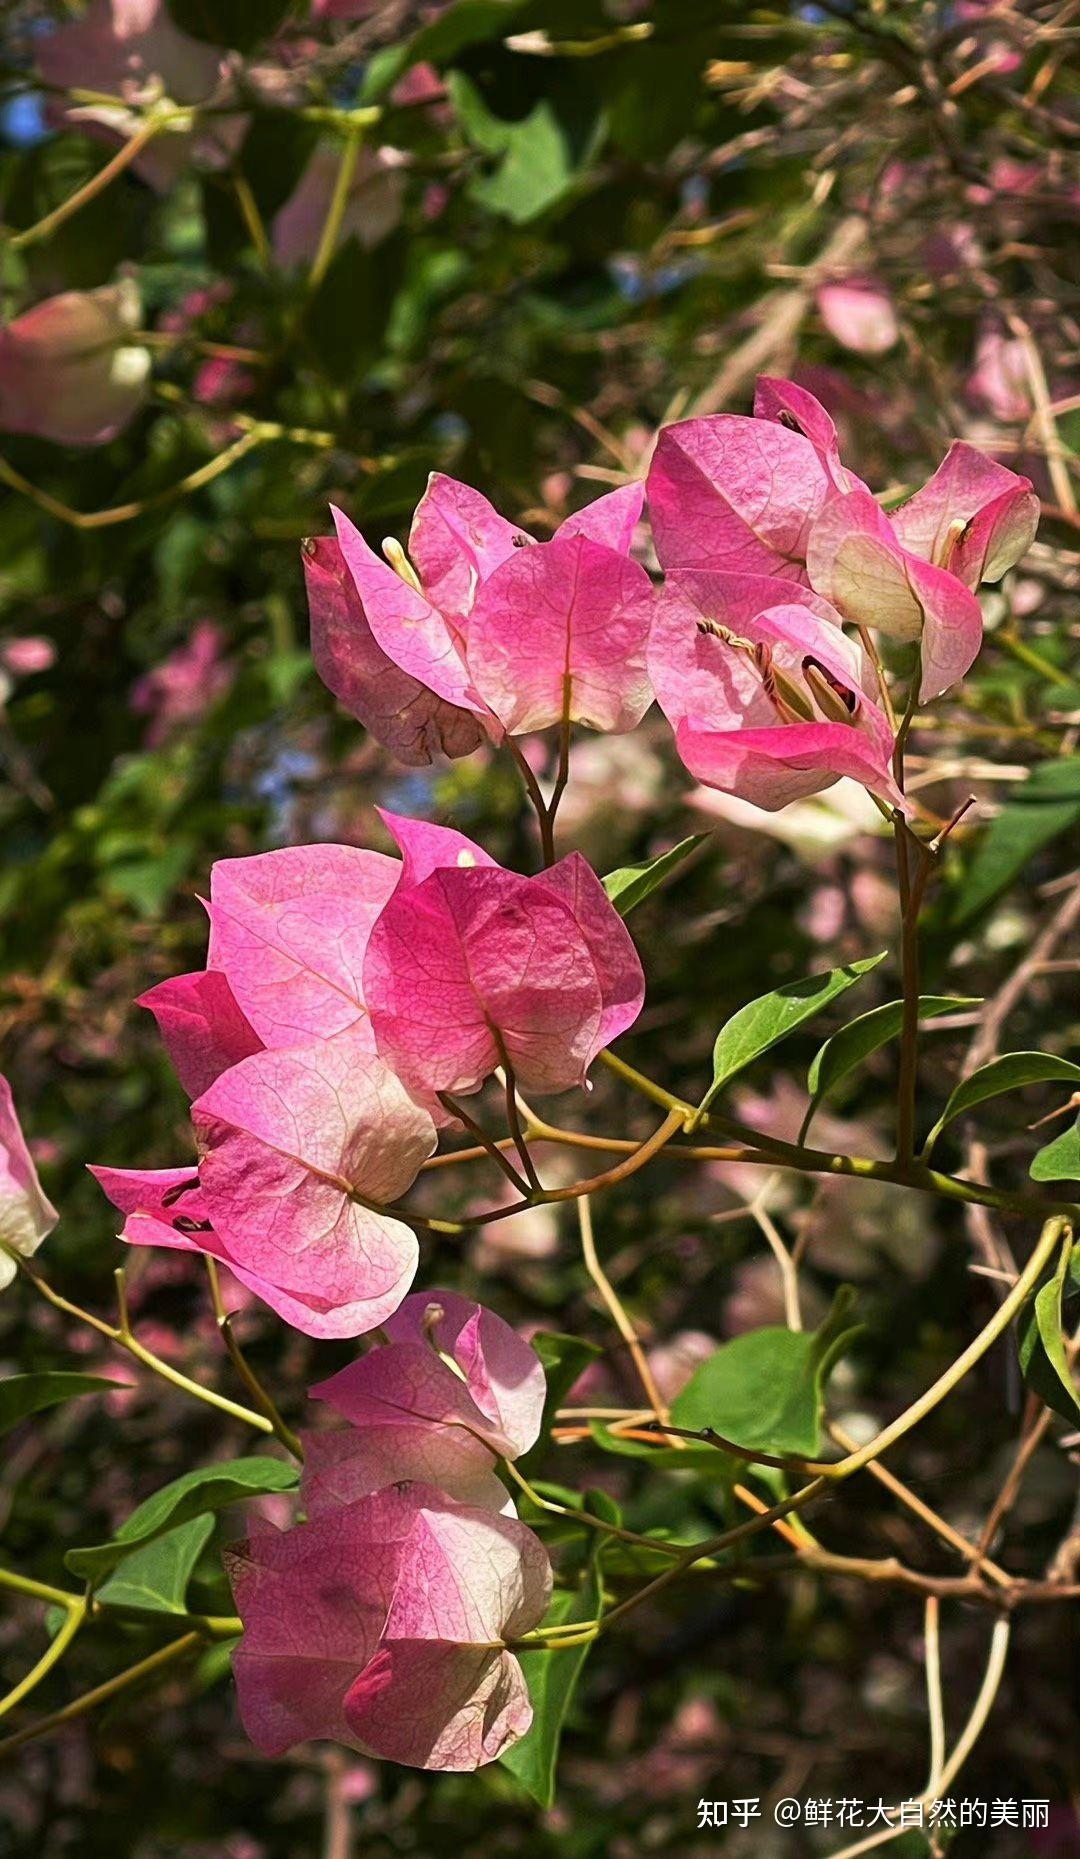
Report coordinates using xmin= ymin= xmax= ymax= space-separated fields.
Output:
xmin=192 ymin=1026 xmax=435 ymax=1336
xmin=304 ymin=1288 xmax=545 ymax=1515
xmin=0 ymin=281 xmax=150 ymax=448
xmin=0 ymin=1076 xmax=58 ymax=1291
xmin=205 ymin=842 xmax=399 ymax=1049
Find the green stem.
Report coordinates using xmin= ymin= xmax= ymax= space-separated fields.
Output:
xmin=6 ymin=110 xmax=174 ymax=249
xmin=204 ymin=1260 xmax=304 ymax=1460
xmin=2 ymin=1245 xmax=274 ymax=1436
xmin=826 ymin=1216 xmax=1069 ymax=1480
xmin=0 ymin=1631 xmax=205 ymax=1762
xmin=0 ymin=1601 xmax=85 ymax=1721
xmin=308 ymin=127 xmax=362 ymax=293
xmin=0 ymin=1567 xmax=79 ymax=1610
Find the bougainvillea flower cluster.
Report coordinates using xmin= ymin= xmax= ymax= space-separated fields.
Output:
xmin=227 ymin=1481 xmax=551 ymax=1770
xmin=79 ymin=373 xmax=1041 ymax=1777
xmin=305 ymin=477 xmax=652 ymax=764
xmin=647 ymin=377 xmax=1037 ymax=710
xmin=91 ymin=814 xmax=644 ymax=1330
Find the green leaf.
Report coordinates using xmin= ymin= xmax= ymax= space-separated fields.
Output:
xmin=1031 ymin=1116 xmax=1080 ymax=1183
xmin=698 ymin=954 xmax=886 ymax=1116
xmin=0 ymin=1372 xmax=123 ymax=1439
xmin=924 ymin=1053 xmax=1080 ymax=1156
xmin=1018 ymin=1231 xmax=1080 ymax=1424
xmin=518 ymin=1333 xmax=601 ymax=1476
xmin=66 ymin=1457 xmax=298 ymax=1584
xmin=671 ymin=1289 xmax=860 ymax=1458
xmin=449 ymin=74 xmax=606 ymax=225
xmin=602 ymin=835 xmax=708 ymax=917
xmin=500 ymin=1531 xmax=606 ymax=1807
xmin=953 ymin=757 xmax=1080 ymax=924
xmin=95 ymin=1516 xmax=215 ymax=1617
xmin=166 ymin=0 xmax=293 ymax=52
xmin=805 ymin=996 xmax=980 ymax=1122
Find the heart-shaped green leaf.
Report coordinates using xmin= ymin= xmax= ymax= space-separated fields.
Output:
xmin=95 ymin=1515 xmax=215 ymax=1617
xmin=671 ymin=1290 xmax=859 ymax=1458
xmin=66 ymin=1457 xmax=298 ymax=1584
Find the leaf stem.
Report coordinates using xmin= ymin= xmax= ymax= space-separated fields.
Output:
xmin=204 ymin=1260 xmax=304 ymax=1459
xmin=3 ymin=1246 xmax=274 ymax=1436
xmin=0 ymin=1631 xmax=205 ymax=1762
xmin=0 ymin=1600 xmax=85 ymax=1722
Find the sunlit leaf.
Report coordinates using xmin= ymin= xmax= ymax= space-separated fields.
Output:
xmin=924 ymin=1053 xmax=1080 ymax=1157
xmin=671 ymin=1290 xmax=859 ymax=1457
xmin=1031 ymin=1116 xmax=1080 ymax=1183
xmin=602 ymin=835 xmax=708 ymax=917
xmin=1018 ymin=1230 xmax=1080 ymax=1424
xmin=699 ymin=954 xmax=886 ymax=1115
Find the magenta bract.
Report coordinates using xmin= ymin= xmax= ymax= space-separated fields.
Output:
xmin=467 ymin=532 xmax=654 ymax=734
xmin=305 ymin=535 xmax=486 ymax=766
xmin=308 ymin=478 xmax=651 ymax=758
xmin=648 ymin=574 xmax=905 ymax=812
xmin=227 ymin=1482 xmax=551 ymax=1770
xmin=364 ymin=812 xmax=644 ymax=1098
xmin=138 ymin=969 xmax=262 ymax=1099
xmin=889 ymin=442 xmax=1039 ymax=588
xmin=647 ymin=413 xmax=832 ymax=580
xmin=89 ymin=1161 xmax=409 ymax=1339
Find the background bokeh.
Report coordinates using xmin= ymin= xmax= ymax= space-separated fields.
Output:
xmin=0 ymin=3 xmax=1078 ymax=1854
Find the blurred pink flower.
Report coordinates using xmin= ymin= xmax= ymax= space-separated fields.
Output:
xmin=968 ymin=322 xmax=1032 ymax=423
xmin=0 ymin=281 xmax=150 ymax=446
xmin=272 ymin=144 xmax=406 ymax=268
xmin=0 ymin=637 xmax=55 ymax=677
xmin=816 ymin=278 xmax=900 ymax=356
xmin=646 ymin=1330 xmax=716 ymax=1403
xmin=130 ymin=621 xmax=233 ymax=745
xmin=37 ymin=0 xmax=244 ymax=190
